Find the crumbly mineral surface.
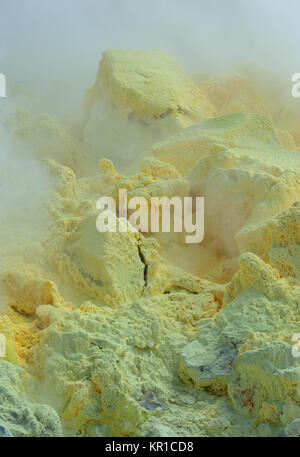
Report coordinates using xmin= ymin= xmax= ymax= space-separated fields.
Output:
xmin=0 ymin=49 xmax=300 ymax=437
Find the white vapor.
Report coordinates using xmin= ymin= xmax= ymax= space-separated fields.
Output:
xmin=1 ymin=0 xmax=300 ymax=118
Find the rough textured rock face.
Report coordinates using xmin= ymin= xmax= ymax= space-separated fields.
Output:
xmin=149 ymin=112 xmax=300 ymax=174
xmin=83 ymin=50 xmax=217 ymax=167
xmin=88 ymin=49 xmax=216 ymax=127
xmin=0 ymin=361 xmax=62 ymax=437
xmin=62 ymin=215 xmax=146 ymax=304
xmin=1 ymin=49 xmax=300 ymax=437
xmin=179 ymin=253 xmax=300 ymax=412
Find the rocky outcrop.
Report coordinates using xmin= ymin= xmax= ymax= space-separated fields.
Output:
xmin=0 ymin=360 xmax=62 ymax=437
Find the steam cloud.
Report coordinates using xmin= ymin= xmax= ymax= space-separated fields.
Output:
xmin=1 ymin=0 xmax=300 ymax=117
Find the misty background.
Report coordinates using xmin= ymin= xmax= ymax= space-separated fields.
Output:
xmin=1 ymin=0 xmax=300 ymax=119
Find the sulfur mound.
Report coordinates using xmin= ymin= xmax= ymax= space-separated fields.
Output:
xmin=180 ymin=253 xmax=300 ymax=426
xmin=62 ymin=214 xmax=146 ymax=304
xmin=87 ymin=49 xmax=216 ymax=129
xmin=149 ymin=112 xmax=300 ymax=174
xmin=0 ymin=360 xmax=62 ymax=437
xmin=1 ymin=49 xmax=300 ymax=438
xmin=83 ymin=50 xmax=216 ymax=167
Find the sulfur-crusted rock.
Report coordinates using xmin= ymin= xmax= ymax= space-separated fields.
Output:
xmin=115 ymin=157 xmax=189 ymax=202
xmin=87 ymin=49 xmax=216 ymax=130
xmin=0 ymin=360 xmax=62 ymax=437
xmin=149 ymin=112 xmax=300 ymax=175
xmin=27 ymin=304 xmax=161 ymax=435
xmin=0 ymin=424 xmax=13 ymax=437
xmin=27 ymin=275 xmax=233 ymax=437
xmin=61 ymin=215 xmax=146 ymax=304
xmin=279 ymin=419 xmax=300 ymax=437
xmin=179 ymin=335 xmax=238 ymax=394
xmin=235 ymin=202 xmax=300 ymax=282
xmin=228 ymin=342 xmax=300 ymax=422
xmin=4 ymin=269 xmax=65 ymax=316
xmin=3 ymin=47 xmax=300 ymax=438
xmin=179 ymin=253 xmax=300 ymax=426
xmin=204 ymin=166 xmax=300 ymax=257
xmin=83 ymin=50 xmax=216 ymax=167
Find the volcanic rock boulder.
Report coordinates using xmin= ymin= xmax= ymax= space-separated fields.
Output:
xmin=83 ymin=50 xmax=216 ymax=166
xmin=149 ymin=112 xmax=300 ymax=175
xmin=0 ymin=360 xmax=62 ymax=437
xmin=87 ymin=49 xmax=216 ymax=128
xmin=4 ymin=270 xmax=64 ymax=316
xmin=63 ymin=215 xmax=146 ymax=304
xmin=228 ymin=342 xmax=300 ymax=421
xmin=236 ymin=202 xmax=300 ymax=281
xmin=179 ymin=253 xmax=300 ymax=425
xmin=149 ymin=112 xmax=300 ymax=258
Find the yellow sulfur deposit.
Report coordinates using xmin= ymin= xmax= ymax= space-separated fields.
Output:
xmin=1 ymin=49 xmax=300 ymax=438
xmin=87 ymin=50 xmax=216 ymax=129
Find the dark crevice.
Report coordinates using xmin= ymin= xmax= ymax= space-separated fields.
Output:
xmin=138 ymin=245 xmax=148 ymax=289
